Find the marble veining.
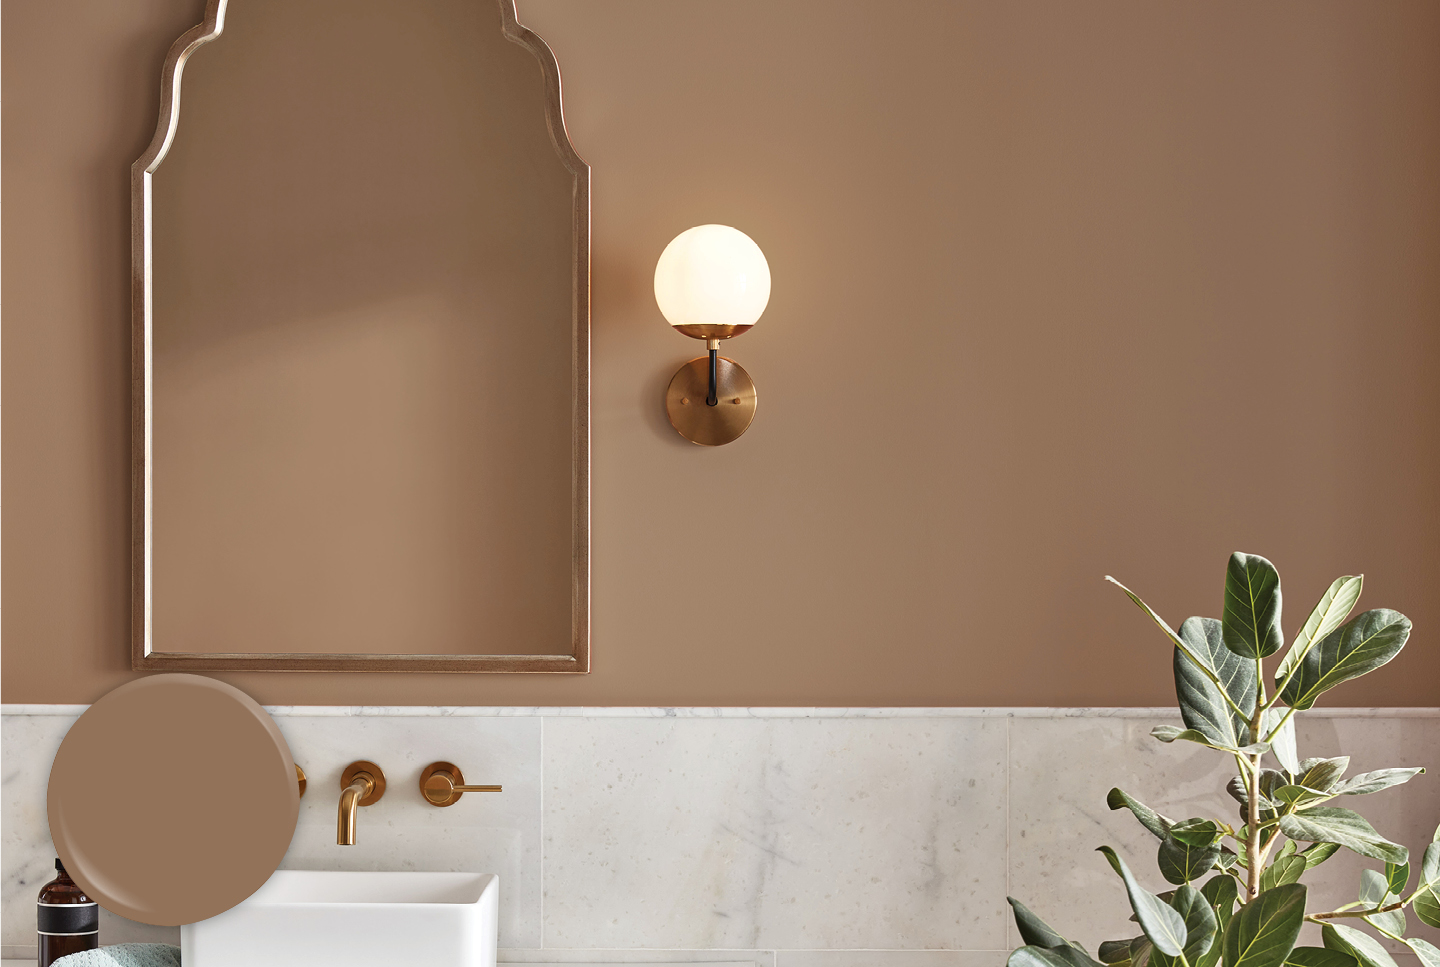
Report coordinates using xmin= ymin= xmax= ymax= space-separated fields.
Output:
xmin=541 ymin=716 xmax=1008 ymax=950
xmin=4 ymin=707 xmax=1436 ymax=963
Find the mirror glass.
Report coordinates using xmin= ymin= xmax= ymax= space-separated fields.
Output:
xmin=134 ymin=0 xmax=589 ymax=671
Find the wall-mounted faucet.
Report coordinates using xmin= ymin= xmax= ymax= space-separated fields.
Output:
xmin=336 ymin=761 xmax=385 ymax=845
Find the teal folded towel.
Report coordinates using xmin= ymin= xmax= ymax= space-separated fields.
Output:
xmin=52 ymin=944 xmax=181 ymax=967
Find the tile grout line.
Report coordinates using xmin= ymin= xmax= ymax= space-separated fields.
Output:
xmin=1005 ymin=714 xmax=1012 ymax=952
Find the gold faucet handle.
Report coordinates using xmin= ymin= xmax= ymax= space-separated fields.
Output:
xmin=419 ymin=762 xmax=502 ymax=807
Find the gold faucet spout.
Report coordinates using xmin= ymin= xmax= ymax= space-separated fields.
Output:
xmin=336 ymin=775 xmax=371 ymax=845
xmin=336 ymin=761 xmax=386 ymax=845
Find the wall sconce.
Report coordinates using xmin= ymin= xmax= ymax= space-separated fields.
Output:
xmin=654 ymin=224 xmax=770 ymax=446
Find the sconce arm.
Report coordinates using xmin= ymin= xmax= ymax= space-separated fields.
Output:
xmin=706 ymin=338 xmax=719 ymax=406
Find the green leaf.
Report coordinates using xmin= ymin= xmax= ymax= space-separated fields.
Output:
xmin=1272 ymin=785 xmax=1330 ymax=808
xmin=1202 ymin=874 xmax=1239 ymax=911
xmin=1405 ymin=939 xmax=1440 ymax=967
xmin=1322 ymin=923 xmax=1400 ymax=967
xmin=1258 ymin=854 xmax=1305 ymax=892
xmin=1099 ymin=941 xmax=1135 ymax=966
xmin=1301 ymin=842 xmax=1341 ymax=869
xmin=1358 ymin=869 xmax=1406 ymax=939
xmin=1416 ymin=828 xmax=1440 ymax=903
xmin=1285 ymin=948 xmax=1358 ymax=967
xmin=1366 ymin=902 xmax=1406 ymax=940
xmin=1170 ymin=819 xmax=1226 ymax=848
xmin=1262 ymin=707 xmax=1300 ymax=775
xmin=1223 ymin=883 xmax=1306 ymax=967
xmin=1152 ymin=724 xmax=1268 ymax=755
xmin=1413 ymin=886 xmax=1440 ymax=929
xmin=1228 ymin=772 xmax=1285 ymax=811
xmin=1384 ymin=862 xmax=1409 ymax=896
xmin=1223 ymin=552 xmax=1284 ymax=659
xmin=1197 ymin=877 xmax=1239 ymax=967
xmin=1009 ymin=946 xmax=1099 ymax=967
xmin=1108 ymin=788 xmax=1175 ymax=841
xmin=1416 ymin=823 xmax=1440 ymax=874
xmin=1159 ymin=828 xmax=1224 ymax=885
xmin=1098 ymin=846 xmax=1190 ymax=957
xmin=1229 ymin=771 xmax=1285 ymax=832
xmin=1330 ymin=768 xmax=1425 ymax=797
xmin=1363 ymin=908 xmax=1406 ymax=941
xmin=1151 ymin=884 xmax=1218 ymax=967
xmin=1296 ymin=758 xmax=1350 ymax=793
xmin=1008 ymin=897 xmax=1070 ymax=948
xmin=1175 ymin=617 xmax=1256 ymax=749
xmin=1278 ymin=807 xmax=1408 ymax=864
xmin=1108 ymin=576 xmax=1225 ymax=668
xmin=1417 ymin=852 xmax=1440 ymax=898
xmin=1108 ymin=576 xmax=1216 ymax=666
xmin=1131 ymin=938 xmax=1155 ymax=967
xmin=1275 ymin=576 xmax=1363 ymax=687
xmin=1151 ymin=725 xmax=1217 ymax=744
xmin=1279 ymin=610 xmax=1411 ymax=710
xmin=1358 ymin=869 xmax=1388 ymax=905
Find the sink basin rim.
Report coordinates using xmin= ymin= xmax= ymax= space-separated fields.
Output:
xmin=183 ymin=870 xmax=500 ymax=967
xmin=240 ymin=869 xmax=495 ymax=907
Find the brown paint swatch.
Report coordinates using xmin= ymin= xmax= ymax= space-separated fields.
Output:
xmin=47 ymin=675 xmax=299 ymax=926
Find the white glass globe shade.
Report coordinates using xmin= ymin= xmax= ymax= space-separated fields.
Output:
xmin=654 ymin=225 xmax=771 ymax=337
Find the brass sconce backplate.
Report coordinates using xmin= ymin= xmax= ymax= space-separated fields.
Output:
xmin=665 ymin=356 xmax=757 ymax=446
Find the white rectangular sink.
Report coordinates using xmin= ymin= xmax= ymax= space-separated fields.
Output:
xmin=182 ymin=870 xmax=498 ymax=967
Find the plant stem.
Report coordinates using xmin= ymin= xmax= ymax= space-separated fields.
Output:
xmin=1309 ymin=900 xmax=1408 ymax=921
xmin=1246 ymin=755 xmax=1262 ymax=900
xmin=1245 ymin=700 xmax=1264 ymax=900
xmin=1255 ymin=831 xmax=1284 ymax=874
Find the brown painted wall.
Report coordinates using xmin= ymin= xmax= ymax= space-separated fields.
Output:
xmin=5 ymin=0 xmax=1439 ymax=706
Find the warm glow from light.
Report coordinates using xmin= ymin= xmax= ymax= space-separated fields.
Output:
xmin=654 ymin=225 xmax=771 ymax=331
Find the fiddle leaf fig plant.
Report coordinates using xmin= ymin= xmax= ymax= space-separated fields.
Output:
xmin=1007 ymin=552 xmax=1440 ymax=967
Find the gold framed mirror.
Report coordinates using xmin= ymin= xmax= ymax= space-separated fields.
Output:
xmin=131 ymin=0 xmax=590 ymax=672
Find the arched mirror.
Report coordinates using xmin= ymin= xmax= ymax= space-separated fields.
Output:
xmin=131 ymin=0 xmax=589 ymax=672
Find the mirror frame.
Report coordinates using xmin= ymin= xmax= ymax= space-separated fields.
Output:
xmin=130 ymin=0 xmax=591 ymax=672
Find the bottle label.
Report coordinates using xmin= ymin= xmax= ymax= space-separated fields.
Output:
xmin=37 ymin=902 xmax=98 ymax=935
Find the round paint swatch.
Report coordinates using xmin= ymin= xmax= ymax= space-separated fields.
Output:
xmin=47 ymin=674 xmax=299 ymax=925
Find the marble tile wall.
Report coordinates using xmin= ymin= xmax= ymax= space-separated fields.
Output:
xmin=3 ymin=708 xmax=1436 ymax=965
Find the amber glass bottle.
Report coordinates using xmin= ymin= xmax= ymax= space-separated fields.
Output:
xmin=37 ymin=859 xmax=98 ymax=967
